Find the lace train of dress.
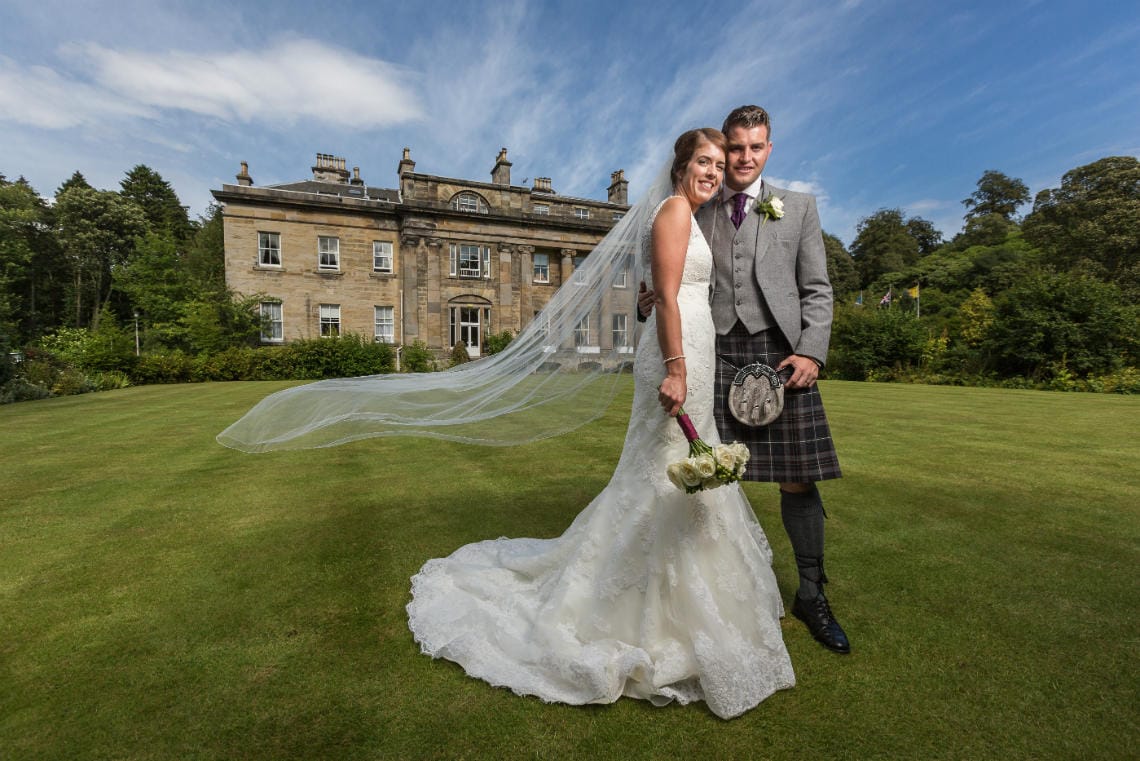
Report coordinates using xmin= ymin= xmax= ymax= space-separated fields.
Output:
xmin=407 ymin=204 xmax=794 ymax=719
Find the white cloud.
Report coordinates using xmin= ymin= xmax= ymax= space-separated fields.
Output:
xmin=70 ymin=40 xmax=424 ymax=127
xmin=0 ymin=40 xmax=423 ymax=131
xmin=0 ymin=55 xmax=153 ymax=128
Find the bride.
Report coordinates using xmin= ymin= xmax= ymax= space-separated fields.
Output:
xmin=407 ymin=128 xmax=795 ymax=720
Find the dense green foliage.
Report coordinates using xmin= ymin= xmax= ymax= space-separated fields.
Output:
xmin=822 ymin=156 xmax=1138 ymax=389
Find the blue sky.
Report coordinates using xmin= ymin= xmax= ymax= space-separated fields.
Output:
xmin=1 ymin=0 xmax=1137 ymax=245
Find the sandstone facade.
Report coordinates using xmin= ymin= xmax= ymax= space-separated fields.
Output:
xmin=213 ymin=150 xmax=630 ymax=358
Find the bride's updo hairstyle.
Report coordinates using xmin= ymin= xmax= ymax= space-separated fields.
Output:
xmin=670 ymin=127 xmax=727 ymax=188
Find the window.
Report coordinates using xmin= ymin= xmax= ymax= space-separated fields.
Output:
xmin=612 ymin=268 xmax=627 ymax=289
xmin=612 ymin=313 xmax=630 ymax=351
xmin=319 ymin=304 xmax=341 ymax=337
xmin=533 ymin=253 xmax=549 ymax=283
xmin=450 ymin=244 xmax=492 ymax=279
xmin=450 ymin=192 xmax=488 ymax=214
xmin=260 ymin=301 xmax=283 ymax=343
xmin=533 ymin=203 xmax=550 ymax=216
xmin=372 ymin=241 xmax=393 ymax=273
xmin=374 ymin=306 xmax=394 ymax=343
xmin=574 ymin=207 xmax=590 ymax=220
xmin=574 ymin=315 xmax=592 ymax=346
xmin=573 ymin=255 xmax=588 ymax=285
xmin=613 ymin=212 xmax=625 ymax=222
xmin=318 ymin=236 xmax=339 ymax=270
xmin=459 ymin=245 xmax=481 ymax=278
xmin=449 ymin=305 xmax=489 ymax=357
xmin=258 ymin=232 xmax=281 ymax=266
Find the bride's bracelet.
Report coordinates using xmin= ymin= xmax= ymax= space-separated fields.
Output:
xmin=663 ymin=355 xmax=685 ymax=364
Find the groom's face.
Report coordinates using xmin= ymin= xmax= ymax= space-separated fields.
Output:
xmin=724 ymin=125 xmax=772 ymax=191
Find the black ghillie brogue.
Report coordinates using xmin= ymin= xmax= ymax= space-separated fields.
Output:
xmin=792 ymin=593 xmax=851 ymax=654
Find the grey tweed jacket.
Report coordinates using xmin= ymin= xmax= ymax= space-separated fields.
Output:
xmin=696 ymin=181 xmax=834 ymax=364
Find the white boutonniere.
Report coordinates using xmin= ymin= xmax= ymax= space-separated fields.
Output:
xmin=755 ymin=195 xmax=785 ymax=224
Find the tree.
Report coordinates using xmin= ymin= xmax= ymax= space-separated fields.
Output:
xmin=849 ymin=208 xmax=920 ymax=286
xmin=184 ymin=204 xmax=226 ymax=291
xmin=0 ymin=177 xmax=42 ymax=339
xmin=54 ymin=187 xmax=147 ymax=329
xmin=822 ymin=232 xmax=859 ymax=298
xmin=828 ymin=303 xmax=928 ymax=380
xmin=1021 ymin=156 xmax=1140 ymax=291
xmin=112 ymin=231 xmax=192 ymax=347
xmin=56 ymin=171 xmax=92 ymax=197
xmin=120 ymin=165 xmax=194 ymax=243
xmin=905 ymin=217 xmax=943 ymax=256
xmin=956 ymin=288 xmax=995 ymax=348
xmin=983 ymin=271 xmax=1138 ymax=380
xmin=962 ymin=170 xmax=1030 ymax=222
xmin=952 ymin=212 xmax=1015 ymax=249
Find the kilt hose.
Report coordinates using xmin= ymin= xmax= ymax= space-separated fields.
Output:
xmin=714 ymin=323 xmax=842 ymax=483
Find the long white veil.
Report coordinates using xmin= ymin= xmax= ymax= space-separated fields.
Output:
xmin=217 ymin=162 xmax=675 ymax=452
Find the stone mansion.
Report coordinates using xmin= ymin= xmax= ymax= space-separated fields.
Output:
xmin=213 ymin=148 xmax=631 ymax=358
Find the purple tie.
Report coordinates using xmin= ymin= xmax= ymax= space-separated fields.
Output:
xmin=730 ymin=192 xmax=749 ymax=229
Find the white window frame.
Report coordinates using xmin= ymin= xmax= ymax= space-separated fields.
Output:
xmin=574 ymin=314 xmax=592 ymax=347
xmin=450 ymin=244 xmax=491 ymax=279
xmin=612 ymin=268 xmax=627 ymax=288
xmin=451 ymin=192 xmax=488 ymax=214
xmin=318 ymin=236 xmax=339 ymax=270
xmin=319 ymin=303 xmax=341 ymax=337
xmin=533 ymin=253 xmax=549 ymax=283
xmin=533 ymin=203 xmax=550 ymax=216
xmin=458 ymin=244 xmax=481 ymax=278
xmin=612 ymin=313 xmax=632 ymax=353
xmin=258 ymin=232 xmax=281 ymax=267
xmin=372 ymin=241 xmax=393 ymax=273
xmin=449 ymin=305 xmax=487 ymax=357
xmin=374 ymin=305 xmax=394 ymax=343
xmin=573 ymin=255 xmax=588 ymax=285
xmin=574 ymin=207 xmax=590 ymax=220
xmin=260 ymin=301 xmax=283 ymax=343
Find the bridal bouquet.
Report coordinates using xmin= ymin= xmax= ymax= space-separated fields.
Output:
xmin=666 ymin=408 xmax=751 ymax=493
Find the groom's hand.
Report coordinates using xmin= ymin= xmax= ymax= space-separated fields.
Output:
xmin=778 ymin=354 xmax=820 ymax=389
xmin=637 ymin=281 xmax=655 ymax=322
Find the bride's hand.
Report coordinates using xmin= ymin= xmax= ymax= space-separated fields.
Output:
xmin=658 ymin=373 xmax=686 ymax=417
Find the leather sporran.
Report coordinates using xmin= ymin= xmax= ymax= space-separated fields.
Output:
xmin=727 ymin=362 xmax=786 ymax=427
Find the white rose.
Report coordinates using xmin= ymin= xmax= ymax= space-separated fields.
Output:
xmin=666 ymin=462 xmax=687 ymax=491
xmin=694 ymin=453 xmax=717 ymax=479
xmin=730 ymin=442 xmax=751 ymax=467
xmin=678 ymin=459 xmax=703 ymax=488
xmin=769 ymin=196 xmax=785 ymax=218
xmin=713 ymin=444 xmax=735 ymax=469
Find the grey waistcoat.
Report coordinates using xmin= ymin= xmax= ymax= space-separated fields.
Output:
xmin=705 ymin=203 xmax=777 ymax=336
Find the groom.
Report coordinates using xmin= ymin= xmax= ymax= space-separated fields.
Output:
xmin=641 ymin=105 xmax=850 ymax=654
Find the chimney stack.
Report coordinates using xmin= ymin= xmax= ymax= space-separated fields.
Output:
xmin=491 ymin=147 xmax=512 ymax=185
xmin=236 ymin=161 xmax=253 ymax=186
xmin=532 ymin=177 xmax=554 ymax=194
xmin=312 ymin=153 xmax=350 ymax=183
xmin=351 ymin=166 xmax=364 ymax=186
xmin=608 ymin=169 xmax=628 ymax=205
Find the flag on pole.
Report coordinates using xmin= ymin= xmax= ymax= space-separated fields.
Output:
xmin=855 ymin=291 xmax=864 ymax=306
xmin=907 ymin=284 xmax=920 ymax=298
xmin=879 ymin=288 xmax=892 ymax=307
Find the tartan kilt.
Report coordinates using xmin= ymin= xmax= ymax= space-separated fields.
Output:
xmin=714 ymin=324 xmax=842 ymax=483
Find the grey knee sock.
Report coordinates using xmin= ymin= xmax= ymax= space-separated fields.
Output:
xmin=780 ymin=484 xmax=827 ymax=600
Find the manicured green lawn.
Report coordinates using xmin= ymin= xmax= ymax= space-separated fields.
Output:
xmin=2 ymin=380 xmax=1137 ymax=760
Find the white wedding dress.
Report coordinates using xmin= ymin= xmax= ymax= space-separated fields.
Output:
xmin=407 ymin=201 xmax=795 ymax=719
